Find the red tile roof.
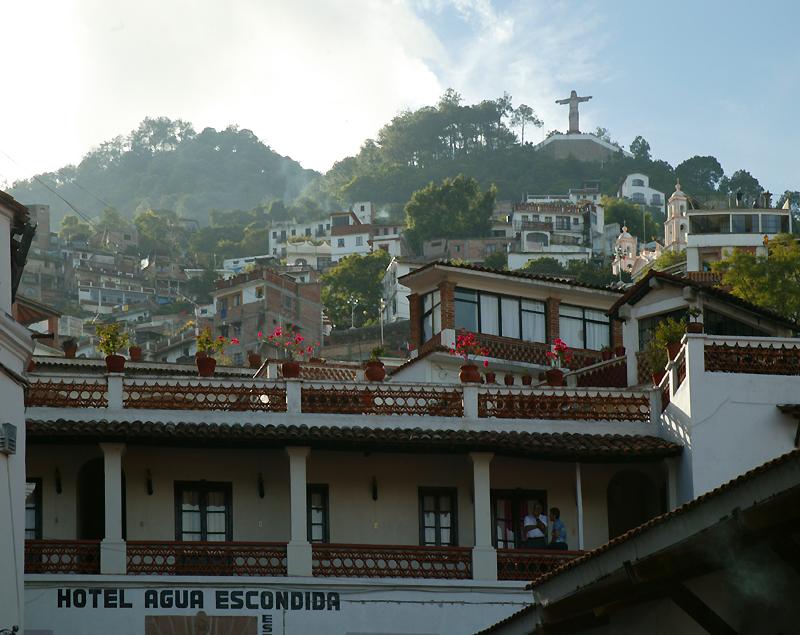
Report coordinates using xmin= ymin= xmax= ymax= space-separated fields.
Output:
xmin=27 ymin=419 xmax=681 ymax=459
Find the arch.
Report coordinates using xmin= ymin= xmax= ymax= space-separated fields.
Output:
xmin=525 ymin=232 xmax=549 ymax=247
xmin=606 ymin=469 xmax=661 ymax=539
xmin=76 ymin=457 xmax=126 ymax=540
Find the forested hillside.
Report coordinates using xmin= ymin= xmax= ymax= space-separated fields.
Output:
xmin=9 ymin=117 xmax=318 ymax=225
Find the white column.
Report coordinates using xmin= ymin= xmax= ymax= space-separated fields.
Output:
xmin=469 ymin=452 xmax=496 ymax=580
xmin=462 ymin=385 xmax=479 ymax=420
xmin=286 ymin=446 xmax=312 ymax=576
xmin=285 ymin=379 xmax=302 ymax=414
xmin=99 ymin=443 xmax=126 ymax=574
xmin=665 ymin=457 xmax=679 ymax=511
xmin=106 ymin=374 xmax=123 ymax=410
xmin=575 ymin=462 xmax=584 ymax=550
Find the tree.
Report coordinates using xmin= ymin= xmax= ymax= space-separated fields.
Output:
xmin=511 ymin=104 xmax=543 ymax=145
xmin=59 ymin=214 xmax=93 ymax=243
xmin=521 ymin=257 xmax=622 ymax=286
xmin=674 ymin=156 xmax=724 ymax=197
xmin=718 ymin=169 xmax=763 ymax=201
xmin=520 ymin=257 xmax=565 ymax=276
xmin=630 ymin=136 xmax=651 ymax=161
xmin=404 ymin=175 xmax=495 ymax=253
xmin=134 ymin=208 xmax=185 ymax=255
xmin=94 ymin=207 xmax=132 ymax=233
xmin=185 ymin=267 xmax=219 ymax=304
xmin=712 ymin=234 xmax=800 ymax=321
xmin=321 ymin=250 xmax=392 ymax=329
xmin=602 ymin=196 xmax=662 ymax=243
xmin=646 ymin=249 xmax=686 ymax=273
xmin=483 ymin=250 xmax=508 ymax=270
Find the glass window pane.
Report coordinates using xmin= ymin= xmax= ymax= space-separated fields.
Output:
xmin=501 ymin=297 xmax=520 ymax=338
xmin=522 ymin=311 xmax=546 ymax=343
xmin=181 ymin=491 xmax=200 ymax=510
xmin=206 ymin=533 xmax=226 ymax=542
xmin=424 ymin=511 xmax=436 ymax=526
xmin=455 ymin=299 xmax=478 ymax=332
xmin=206 ymin=512 xmax=226 ymax=534
xmin=423 ymin=496 xmax=436 ymax=510
xmin=585 ymin=321 xmax=609 ymax=350
xmin=424 ymin=528 xmax=436 ymax=544
xmin=311 ymin=508 xmax=323 ymax=523
xmin=311 ymin=525 xmax=323 ymax=541
xmin=522 ymin=299 xmax=544 ymax=313
xmin=433 ymin=290 xmax=440 ymax=306
xmin=440 ymin=527 xmax=451 ymax=545
xmin=559 ymin=317 xmax=584 ymax=349
xmin=423 ymin=293 xmax=432 ymax=311
xmin=559 ymin=304 xmax=583 ymax=318
xmin=433 ymin=304 xmax=441 ymax=333
xmin=439 ymin=496 xmax=451 ymax=512
xmin=182 ymin=511 xmax=201 ymax=533
xmin=310 ymin=493 xmax=322 ymax=507
xmin=480 ymin=294 xmax=499 ymax=335
xmin=439 ymin=512 xmax=451 ymax=528
xmin=206 ymin=491 xmax=226 ymax=511
xmin=455 ymin=289 xmax=476 ymax=302
xmin=585 ymin=308 xmax=609 ymax=323
xmin=182 ymin=533 xmax=202 ymax=541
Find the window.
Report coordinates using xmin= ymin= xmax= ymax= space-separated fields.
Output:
xmin=632 ymin=178 xmax=645 ymax=187
xmin=572 ymin=217 xmax=579 ymax=225
xmin=704 ymin=308 xmax=767 ymax=338
xmin=305 ymin=228 xmax=311 ymax=236
xmin=558 ymin=304 xmax=610 ymax=350
xmin=419 ymin=488 xmax=457 ymax=546
xmin=291 ymin=229 xmax=296 ymax=237
xmin=283 ymin=294 xmax=294 ymax=310
xmin=355 ymin=236 xmax=364 ymax=247
xmin=730 ymin=214 xmax=759 ymax=233
xmin=360 ymin=204 xmax=365 ymax=212
xmin=421 ymin=289 xmax=441 ymax=341
xmin=219 ymin=324 xmax=229 ymax=338
xmin=637 ymin=309 xmax=687 ymax=350
xmin=26 ymin=478 xmax=42 ymax=539
xmin=492 ymin=489 xmax=547 ymax=549
xmin=217 ymin=298 xmax=228 ymax=312
xmin=232 ymin=322 xmax=242 ymax=337
xmin=454 ymin=288 xmax=546 ymax=343
xmin=233 ymin=294 xmax=241 ymax=307
xmin=631 ymin=192 xmax=646 ymax=203
xmin=174 ymin=482 xmax=232 ymax=541
xmin=337 ymin=238 xmax=345 ymax=248
xmin=555 ymin=216 xmax=571 ymax=230
xmin=761 ymin=214 xmax=789 ymax=234
xmin=307 ymin=485 xmax=329 ymax=543
xmin=272 ymin=231 xmax=277 ymax=239
xmin=690 ymin=214 xmax=730 ymax=234
xmin=255 ymin=286 xmax=264 ymax=299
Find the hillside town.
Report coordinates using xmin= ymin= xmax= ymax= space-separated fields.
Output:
xmin=2 ymin=4 xmax=800 ymax=633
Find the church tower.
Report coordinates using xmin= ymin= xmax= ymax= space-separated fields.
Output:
xmin=664 ymin=180 xmax=689 ymax=252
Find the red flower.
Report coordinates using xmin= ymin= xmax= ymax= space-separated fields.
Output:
xmin=483 ymin=360 xmax=489 ymax=368
xmin=231 ymin=338 xmax=240 ymax=345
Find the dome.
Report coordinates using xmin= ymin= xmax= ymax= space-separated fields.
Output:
xmin=617 ymin=225 xmax=634 ymax=240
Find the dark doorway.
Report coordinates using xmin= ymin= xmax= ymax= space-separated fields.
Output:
xmin=76 ymin=457 xmax=126 ymax=540
xmin=606 ymin=470 xmax=660 ymax=539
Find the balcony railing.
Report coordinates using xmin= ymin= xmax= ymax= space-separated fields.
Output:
xmin=123 ymin=379 xmax=287 ymax=412
xmin=25 ymin=539 xmax=101 ymax=574
xmin=25 ymin=379 xmax=108 ymax=408
xmin=705 ymin=340 xmax=800 ymax=375
xmin=473 ymin=333 xmax=601 ymax=368
xmin=126 ymin=541 xmax=287 ymax=576
xmin=496 ymin=548 xmax=581 ymax=580
xmin=301 ymin=383 xmax=464 ymax=417
xmin=312 ymin=544 xmax=472 ymax=579
xmin=478 ymin=388 xmax=651 ymax=422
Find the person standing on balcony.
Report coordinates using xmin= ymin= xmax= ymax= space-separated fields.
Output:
xmin=523 ymin=501 xmax=548 ymax=548
xmin=548 ymin=507 xmax=568 ymax=550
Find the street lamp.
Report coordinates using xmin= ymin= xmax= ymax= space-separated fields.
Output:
xmin=379 ymin=298 xmax=386 ymax=347
xmin=347 ymin=295 xmax=358 ymax=329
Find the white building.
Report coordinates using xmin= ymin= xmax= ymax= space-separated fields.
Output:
xmin=269 ymin=219 xmax=331 ymax=258
xmin=611 ymin=226 xmax=660 ymax=279
xmin=285 ymin=239 xmax=332 ymax=270
xmin=618 ymin=173 xmax=666 ymax=213
xmin=382 ymin=257 xmax=421 ymax=323
xmin=0 ymin=191 xmax=35 ymax=633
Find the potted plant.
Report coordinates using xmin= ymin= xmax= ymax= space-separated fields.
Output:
xmin=521 ymin=373 xmax=532 ymax=386
xmin=96 ymin=323 xmax=130 ymax=373
xmin=196 ymin=327 xmax=239 ymax=377
xmin=545 ymin=338 xmax=572 ymax=387
xmin=248 ymin=350 xmax=262 ymax=369
xmin=686 ymin=306 xmax=704 ymax=333
xmin=365 ymin=346 xmax=386 ymax=382
xmin=62 ymin=339 xmax=78 ymax=359
xmin=129 ymin=344 xmax=143 ymax=362
xmin=646 ymin=317 xmax=686 ymax=384
xmin=504 ymin=373 xmax=515 ymax=386
xmin=600 ymin=345 xmax=612 ymax=361
xmin=261 ymin=326 xmax=317 ymax=378
xmin=485 ymin=370 xmax=497 ymax=384
xmin=449 ymin=330 xmax=488 ymax=383
xmin=614 ymin=345 xmax=626 ymax=357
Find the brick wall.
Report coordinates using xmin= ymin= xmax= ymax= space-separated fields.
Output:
xmin=439 ymin=281 xmax=456 ymax=330
xmin=546 ymin=298 xmax=560 ymax=343
xmin=408 ymin=293 xmax=421 ymax=349
xmin=612 ymin=319 xmax=623 ymax=350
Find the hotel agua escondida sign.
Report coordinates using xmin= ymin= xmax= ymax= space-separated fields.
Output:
xmin=24 ymin=582 xmax=527 ymax=634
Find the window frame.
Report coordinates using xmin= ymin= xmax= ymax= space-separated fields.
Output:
xmin=174 ymin=481 xmax=233 ymax=542
xmin=490 ymin=488 xmax=548 ymax=549
xmin=420 ymin=289 xmax=442 ymax=342
xmin=307 ymin=484 xmax=330 ymax=544
xmin=26 ymin=477 xmax=43 ymax=540
xmin=454 ymin=286 xmax=547 ymax=344
xmin=558 ymin=303 xmax=611 ymax=351
xmin=418 ymin=487 xmax=458 ymax=547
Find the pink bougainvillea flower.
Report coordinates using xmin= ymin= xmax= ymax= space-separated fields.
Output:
xmin=483 ymin=360 xmax=489 ymax=368
xmin=257 ymin=331 xmax=263 ymax=339
xmin=231 ymin=338 xmax=240 ymax=345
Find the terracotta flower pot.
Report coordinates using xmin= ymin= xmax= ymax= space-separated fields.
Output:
xmin=459 ymin=364 xmax=481 ymax=383
xmin=652 ymin=370 xmax=666 ymax=386
xmin=248 ymin=352 xmax=262 ymax=369
xmin=484 ymin=371 xmax=496 ymax=384
xmin=195 ymin=350 xmax=208 ymax=360
xmin=687 ymin=322 xmax=704 ymax=334
xmin=504 ymin=373 xmax=515 ymax=386
xmin=521 ymin=374 xmax=532 ymax=386
xmin=614 ymin=346 xmax=626 ymax=357
xmin=63 ymin=342 xmax=77 ymax=359
xmin=601 ymin=350 xmax=612 ymax=361
xmin=364 ymin=360 xmax=386 ymax=382
xmin=666 ymin=342 xmax=681 ymax=361
xmin=282 ymin=360 xmax=301 ymax=379
xmin=105 ymin=354 xmax=126 ymax=373
xmin=129 ymin=346 xmax=142 ymax=362
xmin=196 ymin=356 xmax=216 ymax=377
xmin=545 ymin=368 xmax=564 ymax=387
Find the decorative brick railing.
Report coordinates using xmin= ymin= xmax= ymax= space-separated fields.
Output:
xmin=572 ymin=356 xmax=628 ymax=388
xmin=417 ymin=332 xmax=443 ymax=357
xmin=636 ymin=350 xmax=654 ymax=385
xmin=312 ymin=544 xmax=472 ymax=579
xmin=474 ymin=333 xmax=601 ymax=369
xmin=122 ymin=380 xmax=287 ymax=412
xmin=496 ymin=548 xmax=582 ymax=581
xmin=705 ymin=343 xmax=800 ymax=375
xmin=126 ymin=541 xmax=287 ymax=576
xmin=25 ymin=379 xmax=108 ymax=408
xmin=301 ymin=383 xmax=464 ymax=417
xmin=478 ymin=388 xmax=651 ymax=422
xmin=25 ymin=540 xmax=101 ymax=574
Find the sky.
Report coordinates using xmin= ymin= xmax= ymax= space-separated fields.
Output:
xmin=1 ymin=0 xmax=798 ymax=195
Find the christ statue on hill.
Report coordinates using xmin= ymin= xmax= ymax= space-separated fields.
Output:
xmin=556 ymin=90 xmax=592 ymax=134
